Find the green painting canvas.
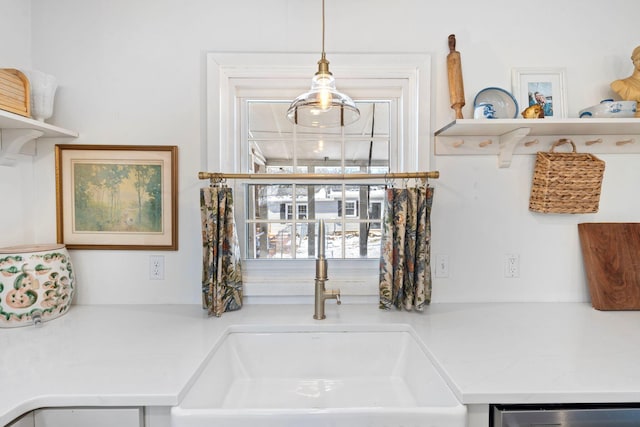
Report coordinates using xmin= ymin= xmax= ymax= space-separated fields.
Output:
xmin=73 ymin=163 xmax=163 ymax=233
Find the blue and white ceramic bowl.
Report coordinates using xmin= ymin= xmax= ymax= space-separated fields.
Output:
xmin=473 ymin=87 xmax=519 ymax=119
xmin=579 ymin=99 xmax=637 ymax=118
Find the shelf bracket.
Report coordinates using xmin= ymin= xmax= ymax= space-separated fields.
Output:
xmin=0 ymin=129 xmax=44 ymax=166
xmin=498 ymin=127 xmax=531 ymax=168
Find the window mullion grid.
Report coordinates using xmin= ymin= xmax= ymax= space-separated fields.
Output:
xmin=242 ymin=100 xmax=394 ymax=261
xmin=292 ymin=125 xmax=298 ymax=259
xmin=291 ymin=183 xmax=297 ymax=259
xmin=340 ymin=126 xmax=346 ymax=259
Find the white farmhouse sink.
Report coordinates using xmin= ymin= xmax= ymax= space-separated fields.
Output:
xmin=171 ymin=327 xmax=466 ymax=427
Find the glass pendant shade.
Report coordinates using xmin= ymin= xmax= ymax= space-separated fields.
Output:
xmin=287 ymin=1 xmax=360 ymax=128
xmin=287 ymin=59 xmax=360 ymax=128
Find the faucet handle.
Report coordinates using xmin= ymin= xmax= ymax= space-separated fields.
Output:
xmin=330 ymin=289 xmax=341 ymax=305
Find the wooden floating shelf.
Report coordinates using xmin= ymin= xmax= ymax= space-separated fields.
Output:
xmin=434 ymin=118 xmax=640 ymax=167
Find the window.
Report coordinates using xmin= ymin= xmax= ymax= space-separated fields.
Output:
xmin=244 ymin=99 xmax=390 ymax=260
xmin=343 ymin=201 xmax=357 ymax=217
xmin=286 ymin=203 xmax=307 ymax=220
xmin=206 ymin=53 xmax=431 ymax=293
xmin=369 ymin=201 xmax=382 ymax=229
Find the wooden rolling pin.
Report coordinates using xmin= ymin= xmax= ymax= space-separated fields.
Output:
xmin=447 ymin=34 xmax=465 ymax=119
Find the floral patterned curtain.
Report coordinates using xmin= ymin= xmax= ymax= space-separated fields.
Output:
xmin=379 ymin=185 xmax=434 ymax=311
xmin=200 ymin=185 xmax=243 ymax=317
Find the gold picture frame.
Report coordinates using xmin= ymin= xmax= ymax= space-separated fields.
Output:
xmin=55 ymin=145 xmax=178 ymax=250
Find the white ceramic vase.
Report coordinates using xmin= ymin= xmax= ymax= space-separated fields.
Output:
xmin=0 ymin=244 xmax=75 ymax=327
xmin=23 ymin=70 xmax=58 ymax=122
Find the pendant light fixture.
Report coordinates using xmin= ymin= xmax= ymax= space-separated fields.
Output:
xmin=287 ymin=0 xmax=360 ymax=128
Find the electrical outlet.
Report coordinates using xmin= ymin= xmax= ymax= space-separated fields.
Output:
xmin=435 ymin=254 xmax=450 ymax=278
xmin=149 ymin=255 xmax=165 ymax=280
xmin=505 ymin=254 xmax=519 ymax=278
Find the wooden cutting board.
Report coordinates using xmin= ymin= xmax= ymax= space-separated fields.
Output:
xmin=578 ymin=223 xmax=640 ymax=310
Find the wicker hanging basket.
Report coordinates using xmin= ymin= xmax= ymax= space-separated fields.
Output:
xmin=529 ymin=139 xmax=605 ymax=214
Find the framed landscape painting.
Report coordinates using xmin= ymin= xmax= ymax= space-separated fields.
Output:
xmin=55 ymin=145 xmax=178 ymax=250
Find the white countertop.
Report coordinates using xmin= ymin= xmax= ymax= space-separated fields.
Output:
xmin=2 ymin=302 xmax=640 ymax=425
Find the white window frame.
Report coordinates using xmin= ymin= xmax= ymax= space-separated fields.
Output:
xmin=206 ymin=52 xmax=431 ymax=302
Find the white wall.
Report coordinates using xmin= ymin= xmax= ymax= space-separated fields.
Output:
xmin=0 ymin=0 xmax=33 ymax=245
xmin=0 ymin=0 xmax=30 ymax=67
xmin=1 ymin=0 xmax=638 ymax=304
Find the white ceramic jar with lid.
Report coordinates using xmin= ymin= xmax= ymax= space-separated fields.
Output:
xmin=0 ymin=244 xmax=74 ymax=327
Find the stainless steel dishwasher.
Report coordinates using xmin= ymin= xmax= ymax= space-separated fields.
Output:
xmin=492 ymin=404 xmax=640 ymax=426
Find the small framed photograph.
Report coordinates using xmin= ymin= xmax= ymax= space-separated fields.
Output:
xmin=511 ymin=68 xmax=568 ymax=118
xmin=55 ymin=145 xmax=178 ymax=250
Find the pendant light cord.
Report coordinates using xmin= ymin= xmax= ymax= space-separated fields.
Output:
xmin=321 ymin=0 xmax=326 ymax=58
xmin=287 ymin=0 xmax=360 ymax=127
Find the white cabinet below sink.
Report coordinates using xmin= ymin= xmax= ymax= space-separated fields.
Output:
xmin=6 ymin=412 xmax=33 ymax=427
xmin=7 ymin=407 xmax=143 ymax=427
